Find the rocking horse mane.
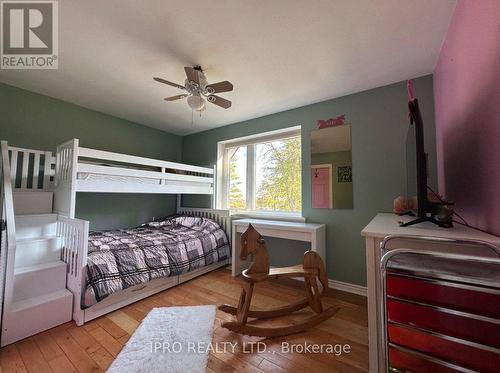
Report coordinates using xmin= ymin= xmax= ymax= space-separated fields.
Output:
xmin=240 ymin=224 xmax=270 ymax=275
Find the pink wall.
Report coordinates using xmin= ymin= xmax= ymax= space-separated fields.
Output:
xmin=434 ymin=0 xmax=500 ymax=236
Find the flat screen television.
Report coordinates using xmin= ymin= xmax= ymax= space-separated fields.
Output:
xmin=406 ymin=98 xmax=429 ymax=217
xmin=401 ymin=81 xmax=453 ymax=228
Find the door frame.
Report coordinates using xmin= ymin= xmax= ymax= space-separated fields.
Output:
xmin=311 ymin=164 xmax=333 ymax=208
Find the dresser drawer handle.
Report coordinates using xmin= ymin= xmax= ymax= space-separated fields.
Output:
xmin=131 ymin=285 xmax=147 ymax=292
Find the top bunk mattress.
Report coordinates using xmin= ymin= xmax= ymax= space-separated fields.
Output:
xmin=83 ymin=215 xmax=230 ymax=308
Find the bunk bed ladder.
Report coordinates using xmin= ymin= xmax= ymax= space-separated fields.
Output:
xmin=0 ymin=141 xmax=73 ymax=347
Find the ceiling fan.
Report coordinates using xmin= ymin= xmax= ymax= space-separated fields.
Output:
xmin=154 ymin=66 xmax=233 ymax=112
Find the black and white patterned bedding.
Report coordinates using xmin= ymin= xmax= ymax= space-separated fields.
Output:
xmin=82 ymin=215 xmax=230 ymax=307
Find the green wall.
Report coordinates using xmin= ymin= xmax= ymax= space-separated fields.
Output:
xmin=311 ymin=151 xmax=353 ymax=209
xmin=1 ymin=76 xmax=438 ymax=286
xmin=182 ymin=75 xmax=437 ymax=286
xmin=0 ymin=82 xmax=182 ymax=230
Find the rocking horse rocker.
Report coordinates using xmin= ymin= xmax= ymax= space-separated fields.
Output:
xmin=219 ymin=225 xmax=339 ymax=337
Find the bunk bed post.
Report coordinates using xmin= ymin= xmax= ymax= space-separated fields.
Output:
xmin=54 ymin=139 xmax=78 ymax=218
xmin=160 ymin=167 xmax=166 ymax=185
xmin=212 ymin=164 xmax=217 ymax=209
xmin=176 ymin=194 xmax=182 ymax=213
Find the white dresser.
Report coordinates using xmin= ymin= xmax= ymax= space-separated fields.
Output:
xmin=361 ymin=213 xmax=500 ymax=372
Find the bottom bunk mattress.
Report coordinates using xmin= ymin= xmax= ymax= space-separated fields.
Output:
xmin=83 ymin=215 xmax=230 ymax=307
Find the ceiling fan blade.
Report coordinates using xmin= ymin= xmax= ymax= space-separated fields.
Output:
xmin=207 ymin=95 xmax=232 ymax=109
xmin=206 ymin=81 xmax=233 ymax=94
xmin=153 ymin=77 xmax=185 ymax=90
xmin=184 ymin=66 xmax=200 ymax=84
xmin=164 ymin=94 xmax=188 ymax=101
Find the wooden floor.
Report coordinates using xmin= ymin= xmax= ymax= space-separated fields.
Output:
xmin=0 ymin=268 xmax=368 ymax=373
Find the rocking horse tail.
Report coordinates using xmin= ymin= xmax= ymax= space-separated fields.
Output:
xmin=303 ymin=251 xmax=329 ymax=294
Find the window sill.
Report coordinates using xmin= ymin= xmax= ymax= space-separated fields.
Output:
xmin=229 ymin=211 xmax=306 ymax=223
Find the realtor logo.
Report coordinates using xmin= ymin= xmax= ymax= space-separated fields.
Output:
xmin=1 ymin=1 xmax=58 ymax=69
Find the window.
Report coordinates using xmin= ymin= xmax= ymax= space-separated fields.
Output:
xmin=217 ymin=127 xmax=302 ymax=215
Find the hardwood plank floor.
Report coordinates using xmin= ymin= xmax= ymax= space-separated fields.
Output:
xmin=0 ymin=268 xmax=368 ymax=372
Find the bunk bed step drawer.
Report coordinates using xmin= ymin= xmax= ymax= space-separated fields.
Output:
xmin=387 ymin=274 xmax=500 ymax=319
xmin=388 ymin=298 xmax=500 ymax=349
xmin=388 ymin=323 xmax=500 ymax=373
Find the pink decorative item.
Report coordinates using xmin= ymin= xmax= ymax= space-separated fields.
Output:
xmin=393 ymin=196 xmax=408 ymax=215
xmin=407 ymin=79 xmax=415 ymax=119
xmin=407 ymin=79 xmax=415 ymax=101
xmin=317 ymin=114 xmax=345 ymax=129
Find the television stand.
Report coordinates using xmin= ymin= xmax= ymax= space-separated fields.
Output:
xmin=399 ymin=216 xmax=452 ymax=228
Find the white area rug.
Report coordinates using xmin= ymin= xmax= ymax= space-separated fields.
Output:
xmin=107 ymin=305 xmax=216 ymax=373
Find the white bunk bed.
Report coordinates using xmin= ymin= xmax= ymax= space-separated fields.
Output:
xmin=53 ymin=139 xmax=231 ymax=325
xmin=2 ymin=139 xmax=230 ymax=330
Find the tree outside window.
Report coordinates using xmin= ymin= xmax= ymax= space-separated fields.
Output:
xmin=225 ymin=133 xmax=301 ymax=213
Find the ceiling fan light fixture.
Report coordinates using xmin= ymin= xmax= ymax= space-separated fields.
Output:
xmin=187 ymin=94 xmax=206 ymax=112
xmin=154 ymin=66 xmax=233 ymax=112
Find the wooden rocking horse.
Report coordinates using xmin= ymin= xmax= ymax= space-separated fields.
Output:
xmin=219 ymin=224 xmax=339 ymax=337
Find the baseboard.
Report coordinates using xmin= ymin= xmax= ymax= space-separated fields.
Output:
xmin=229 ymin=265 xmax=367 ymax=297
xmin=328 ymin=279 xmax=367 ymax=296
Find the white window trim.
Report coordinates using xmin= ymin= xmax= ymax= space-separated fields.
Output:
xmin=216 ymin=126 xmax=302 ymax=220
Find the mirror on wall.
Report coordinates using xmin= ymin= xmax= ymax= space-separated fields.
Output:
xmin=311 ymin=124 xmax=353 ymax=209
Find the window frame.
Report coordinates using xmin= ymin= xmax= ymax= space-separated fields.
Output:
xmin=216 ymin=126 xmax=303 ymax=219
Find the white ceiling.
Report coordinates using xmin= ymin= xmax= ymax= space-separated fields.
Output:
xmin=0 ymin=0 xmax=456 ymax=136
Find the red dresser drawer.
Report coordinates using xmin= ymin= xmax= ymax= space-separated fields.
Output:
xmin=387 ymin=274 xmax=500 ymax=319
xmin=388 ymin=323 xmax=500 ymax=373
xmin=389 ymin=346 xmax=462 ymax=373
xmin=388 ymin=299 xmax=500 ymax=348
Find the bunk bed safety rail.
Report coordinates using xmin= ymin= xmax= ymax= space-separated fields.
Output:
xmin=57 ymin=215 xmax=89 ymax=324
xmin=7 ymin=145 xmax=55 ymax=190
xmin=77 ymin=146 xmax=214 ymax=176
xmin=67 ymin=140 xmax=214 ymax=194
